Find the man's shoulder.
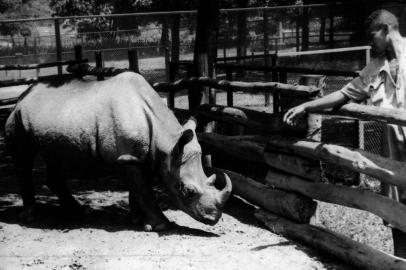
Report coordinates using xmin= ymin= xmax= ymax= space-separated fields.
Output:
xmin=359 ymin=57 xmax=385 ymax=78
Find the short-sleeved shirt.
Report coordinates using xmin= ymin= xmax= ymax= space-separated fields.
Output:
xmin=340 ymin=40 xmax=406 ymax=202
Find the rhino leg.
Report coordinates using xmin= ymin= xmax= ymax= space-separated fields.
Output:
xmin=122 ymin=165 xmax=170 ymax=231
xmin=9 ymin=133 xmax=37 ymax=223
xmin=45 ymin=162 xmax=81 ymax=214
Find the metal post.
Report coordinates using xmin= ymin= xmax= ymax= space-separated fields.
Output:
xmin=54 ymin=19 xmax=63 ymax=75
xmin=95 ymin=51 xmax=104 ymax=81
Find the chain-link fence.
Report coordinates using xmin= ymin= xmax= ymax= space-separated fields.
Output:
xmin=3 ymin=3 xmax=403 ymax=81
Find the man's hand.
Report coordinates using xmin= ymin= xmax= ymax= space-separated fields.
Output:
xmin=283 ymin=104 xmax=307 ymax=126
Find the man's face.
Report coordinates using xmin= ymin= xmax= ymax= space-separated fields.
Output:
xmin=368 ymin=24 xmax=388 ymax=57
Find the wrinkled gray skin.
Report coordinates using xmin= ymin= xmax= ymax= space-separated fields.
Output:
xmin=5 ymin=72 xmax=232 ymax=231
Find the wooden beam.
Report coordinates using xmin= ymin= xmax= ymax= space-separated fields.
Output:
xmin=0 ymin=59 xmax=87 ymax=71
xmin=153 ymin=77 xmax=319 ymax=97
xmin=266 ymin=136 xmax=406 ymax=190
xmin=66 ymin=63 xmax=129 ymax=78
xmin=198 ymin=133 xmax=266 ymax=163
xmin=255 ymin=210 xmax=406 ymax=270
xmin=197 ymin=104 xmax=307 ymax=135
xmin=0 ymin=74 xmax=77 ymax=88
xmin=215 ymin=63 xmax=359 ymax=77
xmin=206 ymin=167 xmax=317 ymax=223
xmin=312 ymin=103 xmax=406 ymax=127
xmin=265 ymin=169 xmax=406 ymax=233
xmin=264 ymin=153 xmax=320 ymax=181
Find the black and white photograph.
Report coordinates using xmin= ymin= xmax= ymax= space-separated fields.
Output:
xmin=1 ymin=0 xmax=406 ymax=269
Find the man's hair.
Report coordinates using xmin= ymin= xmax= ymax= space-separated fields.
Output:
xmin=366 ymin=9 xmax=399 ymax=30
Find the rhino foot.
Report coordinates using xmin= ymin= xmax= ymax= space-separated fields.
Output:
xmin=143 ymin=221 xmax=175 ymax=232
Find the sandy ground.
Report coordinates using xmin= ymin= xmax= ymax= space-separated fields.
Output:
xmin=0 ymin=129 xmax=350 ymax=270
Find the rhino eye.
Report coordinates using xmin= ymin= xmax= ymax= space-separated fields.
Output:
xmin=176 ymin=182 xmax=198 ymax=201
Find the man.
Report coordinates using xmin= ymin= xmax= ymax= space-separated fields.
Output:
xmin=284 ymin=9 xmax=406 ymax=258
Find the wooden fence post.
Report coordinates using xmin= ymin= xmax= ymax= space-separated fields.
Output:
xmin=271 ymin=56 xmax=279 ymax=113
xmin=95 ymin=51 xmax=104 ymax=81
xmin=168 ymin=62 xmax=176 ymax=108
xmin=329 ymin=5 xmax=334 ymax=48
xmin=262 ymin=10 xmax=271 ymax=107
xmin=74 ymin=45 xmax=82 ymax=60
xmin=226 ymin=66 xmax=233 ymax=107
xmin=128 ymin=49 xmax=139 ymax=73
xmin=54 ymin=18 xmax=63 ymax=76
xmin=163 ymin=16 xmax=171 ymax=82
xmin=298 ymin=75 xmax=325 ymax=142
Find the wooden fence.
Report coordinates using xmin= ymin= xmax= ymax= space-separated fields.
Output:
xmin=151 ymin=75 xmax=406 ymax=269
xmin=2 ymin=53 xmax=406 ymax=269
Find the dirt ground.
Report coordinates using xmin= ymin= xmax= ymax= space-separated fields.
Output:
xmin=0 ymin=128 xmax=351 ymax=270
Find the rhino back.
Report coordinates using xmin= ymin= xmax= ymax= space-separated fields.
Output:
xmin=12 ymin=72 xmax=182 ymax=168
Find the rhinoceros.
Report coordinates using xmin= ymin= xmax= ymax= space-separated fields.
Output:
xmin=5 ymin=72 xmax=232 ymax=231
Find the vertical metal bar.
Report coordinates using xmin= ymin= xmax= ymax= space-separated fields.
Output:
xmin=54 ymin=19 xmax=63 ymax=75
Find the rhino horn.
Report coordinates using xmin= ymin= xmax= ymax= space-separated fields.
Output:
xmin=218 ymin=173 xmax=232 ymax=207
xmin=206 ymin=174 xmax=216 ymax=185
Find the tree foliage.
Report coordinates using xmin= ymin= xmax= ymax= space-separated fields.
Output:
xmin=0 ymin=0 xmax=51 ymax=37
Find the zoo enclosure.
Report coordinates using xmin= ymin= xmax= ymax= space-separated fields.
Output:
xmin=1 ymin=2 xmax=400 ymax=82
xmin=2 ymin=50 xmax=406 ymax=268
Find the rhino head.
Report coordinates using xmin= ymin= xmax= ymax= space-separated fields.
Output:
xmin=165 ymin=118 xmax=232 ymax=225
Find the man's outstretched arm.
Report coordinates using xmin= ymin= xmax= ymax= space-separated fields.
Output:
xmin=283 ymin=91 xmax=350 ymax=125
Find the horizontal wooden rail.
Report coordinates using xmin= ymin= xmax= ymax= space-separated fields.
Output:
xmin=0 ymin=59 xmax=88 ymax=71
xmin=277 ymin=45 xmax=371 ymax=57
xmin=197 ymin=133 xmax=320 ymax=181
xmin=198 ymin=133 xmax=266 ymax=163
xmin=66 ymin=63 xmax=132 ymax=77
xmin=216 ymin=63 xmax=359 ymax=77
xmin=314 ymin=103 xmax=406 ymax=127
xmin=265 ymin=169 xmax=406 ymax=233
xmin=153 ymin=77 xmax=319 ymax=97
xmin=0 ymin=97 xmax=19 ymax=106
xmin=0 ymin=74 xmax=77 ymax=88
xmin=197 ymin=104 xmax=306 ymax=135
xmin=207 ymin=167 xmax=317 ymax=223
xmin=216 ymin=53 xmax=277 ymax=62
xmin=255 ymin=210 xmax=406 ymax=270
xmin=266 ymin=136 xmax=406 ymax=190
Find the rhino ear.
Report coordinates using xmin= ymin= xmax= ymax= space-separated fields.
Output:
xmin=172 ymin=129 xmax=194 ymax=158
xmin=183 ymin=117 xmax=197 ymax=131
